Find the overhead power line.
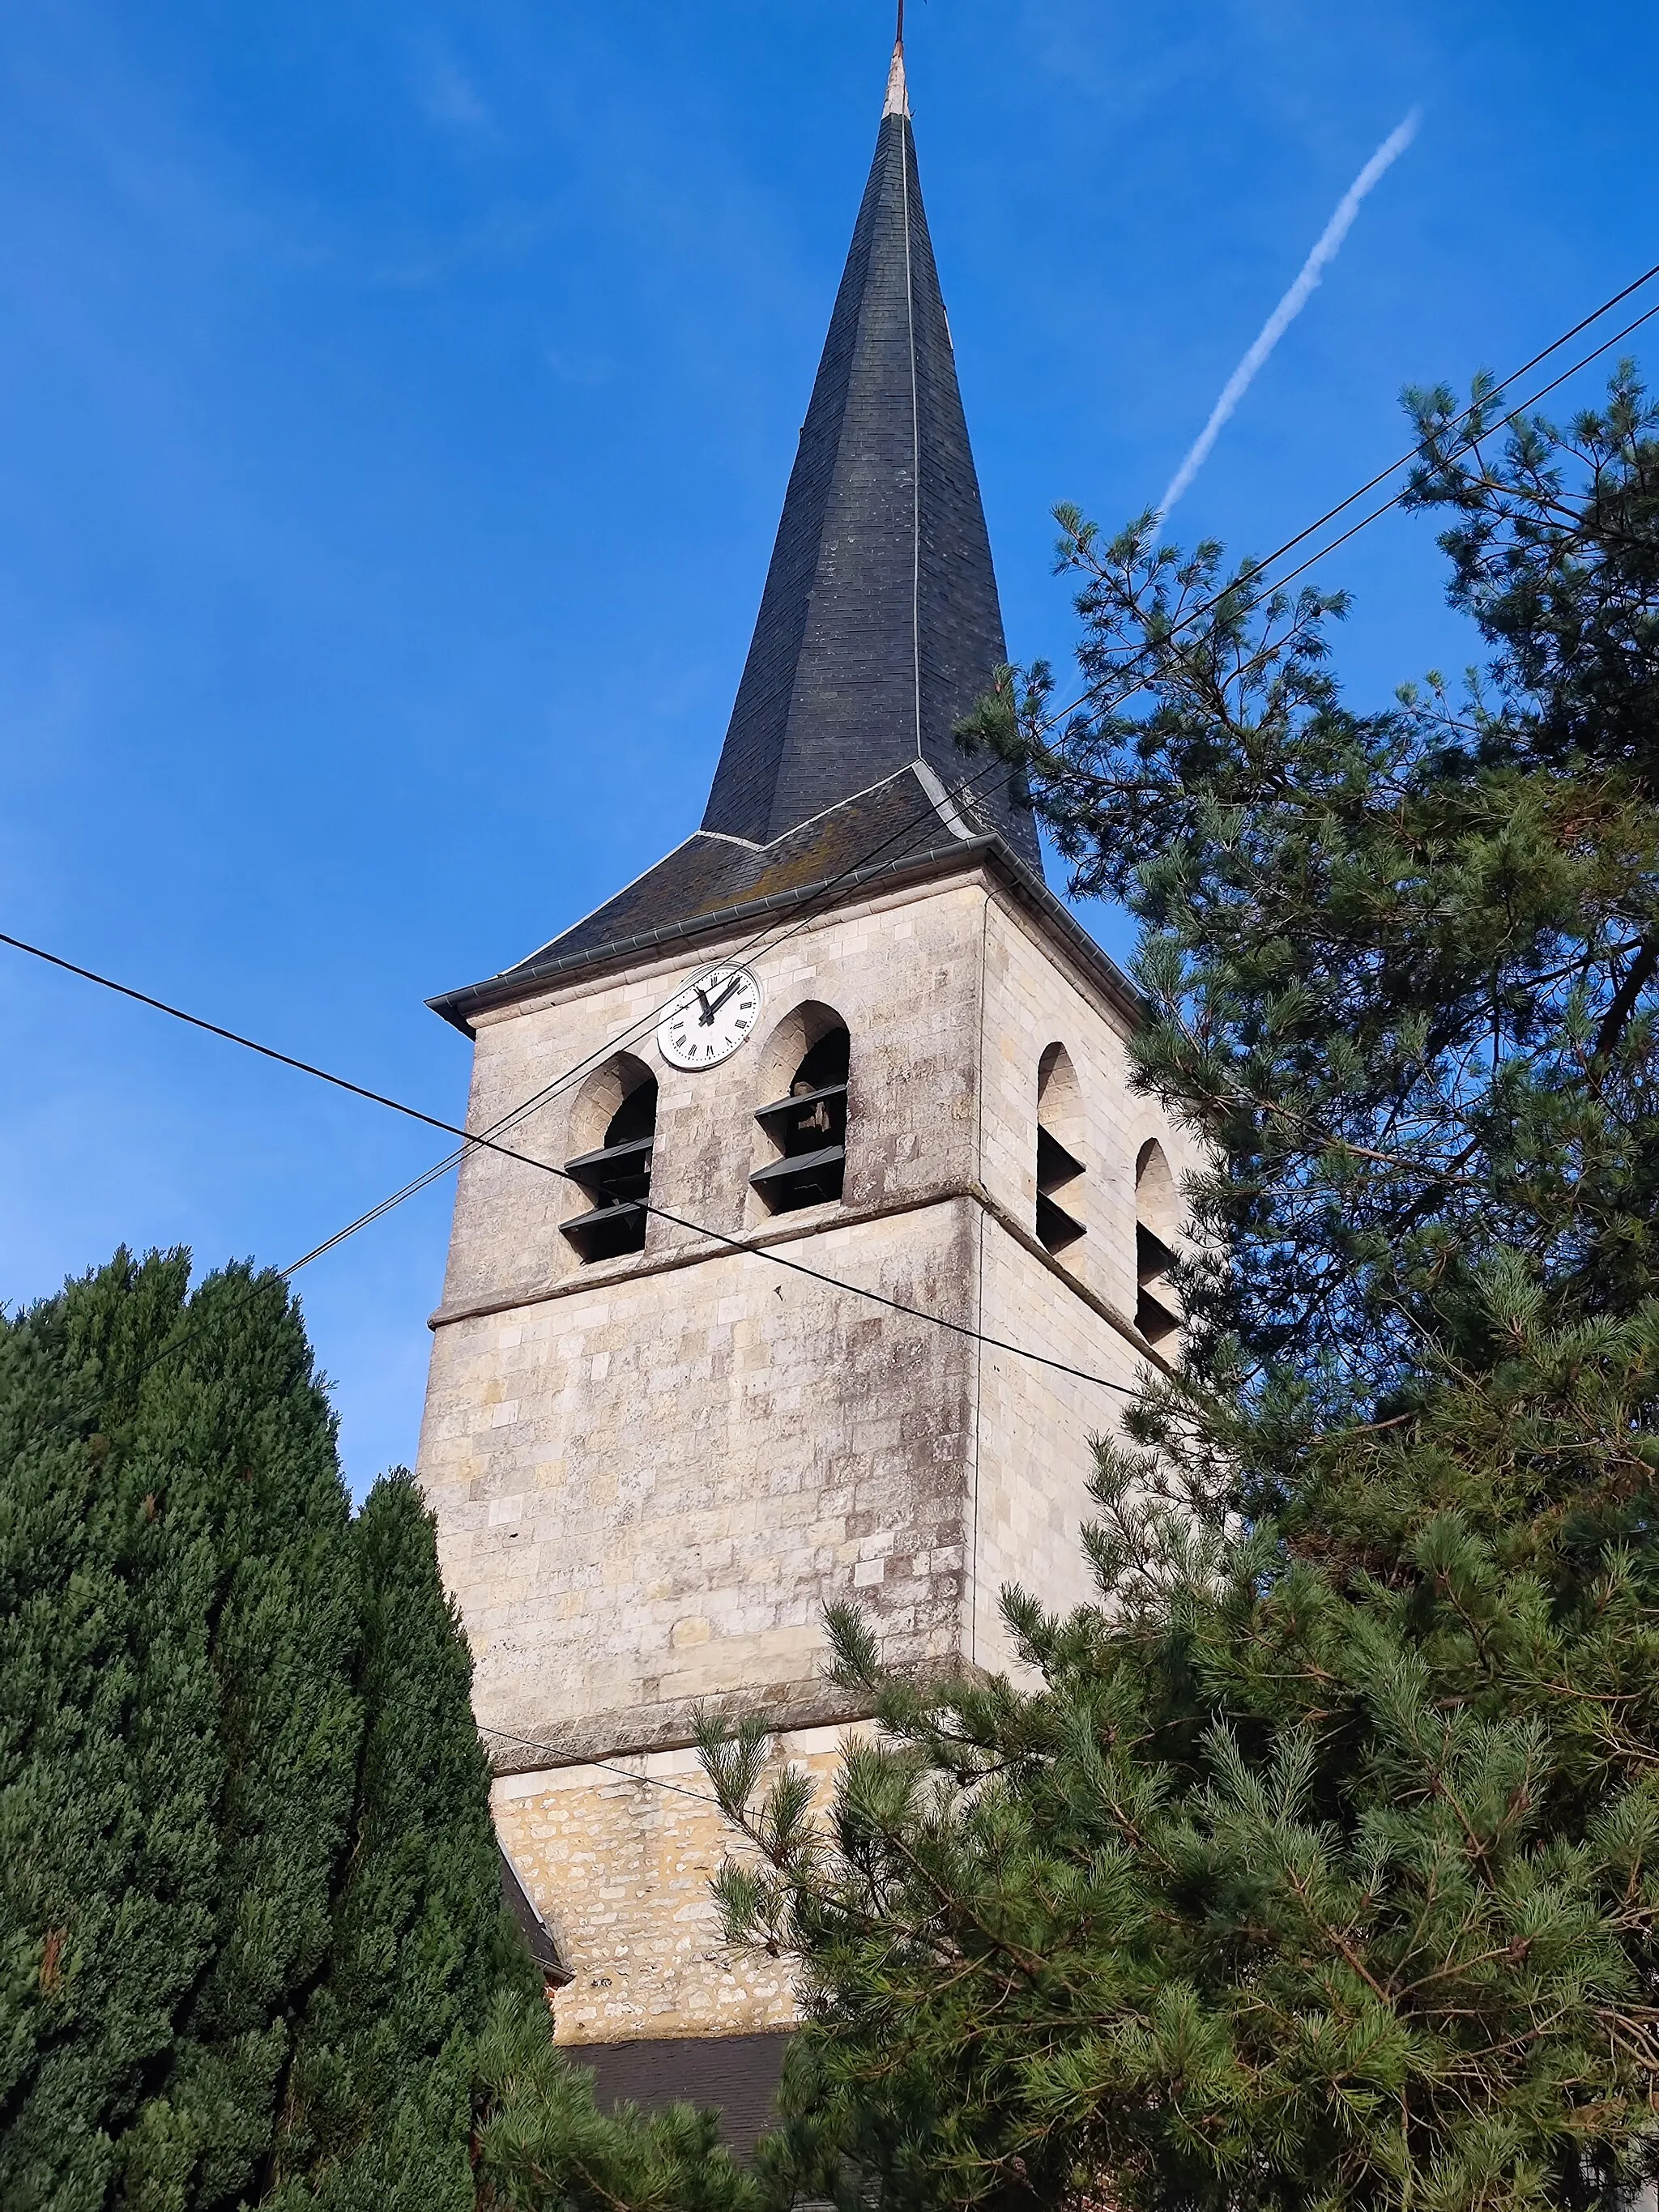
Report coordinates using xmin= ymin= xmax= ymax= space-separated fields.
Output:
xmin=466 ymin=260 xmax=1659 ymax=1802
xmin=1186 ymin=256 xmax=1659 ymax=612
xmin=1 ymin=744 xmax=1056 ymax=1386
xmin=297 ymin=248 xmax=1659 ymax=1289
xmin=373 ymin=748 xmax=1038 ymax=1197
xmin=480 ymin=1723 xmax=723 ymax=1808
xmin=1032 ymin=261 xmax=1659 ymax=735
xmin=8 ymin=251 xmax=1658 ymax=1398
xmin=0 ymin=927 xmax=1144 ymax=1397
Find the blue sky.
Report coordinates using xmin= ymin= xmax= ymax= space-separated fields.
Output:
xmin=3 ymin=0 xmax=1653 ymax=1492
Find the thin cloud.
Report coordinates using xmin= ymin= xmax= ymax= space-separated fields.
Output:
xmin=1158 ymin=109 xmax=1421 ymax=520
xmin=419 ymin=56 xmax=491 ymax=133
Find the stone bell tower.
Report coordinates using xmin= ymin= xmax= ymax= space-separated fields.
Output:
xmin=416 ymin=31 xmax=1194 ymax=2137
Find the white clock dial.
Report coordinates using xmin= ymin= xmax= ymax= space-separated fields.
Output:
xmin=656 ymin=965 xmax=762 ymax=1070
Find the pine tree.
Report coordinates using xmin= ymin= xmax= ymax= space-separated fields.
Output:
xmin=471 ymin=1988 xmax=768 ymax=2212
xmin=699 ymin=369 xmax=1659 ymax=2211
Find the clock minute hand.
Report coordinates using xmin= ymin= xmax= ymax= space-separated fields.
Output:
xmin=703 ymin=975 xmax=744 ymax=1020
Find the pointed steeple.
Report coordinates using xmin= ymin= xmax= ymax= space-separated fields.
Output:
xmin=427 ymin=33 xmax=1068 ymax=1032
xmin=700 ymin=38 xmax=1040 ymax=871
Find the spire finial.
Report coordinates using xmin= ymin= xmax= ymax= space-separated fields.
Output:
xmin=884 ymin=5 xmax=910 ymax=117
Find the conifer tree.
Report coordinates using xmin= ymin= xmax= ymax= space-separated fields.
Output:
xmin=267 ymin=1469 xmax=526 ymax=2210
xmin=131 ymin=1264 xmax=363 ymax=2212
xmin=471 ymin=1988 xmax=768 ymax=2212
xmin=2 ymin=1251 xmax=761 ymax=2212
xmin=2 ymin=1252 xmax=360 ymax=2211
xmin=700 ymin=369 xmax=1659 ymax=2211
xmin=2 ymin=1265 xmax=358 ymax=2212
xmin=1 ymin=1251 xmax=220 ymax=2210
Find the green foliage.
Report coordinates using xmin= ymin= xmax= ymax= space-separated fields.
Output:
xmin=267 ymin=1471 xmax=527 ymax=2210
xmin=1 ymin=1250 xmax=360 ymax=2212
xmin=964 ymin=374 xmax=1659 ymax=1458
xmin=702 ymin=372 xmax=1659 ymax=2210
xmin=1 ymin=1251 xmax=773 ymax=2212
xmin=471 ymin=1988 xmax=766 ymax=2212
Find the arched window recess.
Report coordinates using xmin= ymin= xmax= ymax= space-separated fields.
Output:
xmin=561 ymin=1064 xmax=658 ymax=1264
xmin=752 ymin=1020 xmax=850 ymax=1215
xmin=1135 ymin=1139 xmax=1181 ymax=1346
xmin=1035 ymin=1044 xmax=1085 ymax=1255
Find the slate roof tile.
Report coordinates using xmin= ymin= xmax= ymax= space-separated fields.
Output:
xmin=702 ymin=52 xmax=1038 ymax=868
xmin=433 ymin=42 xmax=1064 ymax=1033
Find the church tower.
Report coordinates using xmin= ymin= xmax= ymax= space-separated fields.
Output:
xmin=416 ymin=30 xmax=1193 ymax=2126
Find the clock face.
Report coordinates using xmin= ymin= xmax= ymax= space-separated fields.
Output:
xmin=656 ymin=965 xmax=762 ymax=1071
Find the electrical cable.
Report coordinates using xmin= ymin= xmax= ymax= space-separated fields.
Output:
xmin=11 ymin=253 xmax=1659 ymax=1396
xmin=397 ymin=753 xmax=1030 ymax=1174
xmin=11 ymin=250 xmax=1656 ymax=1820
xmin=480 ymin=1724 xmax=723 ymax=1808
xmin=1168 ymin=258 xmax=1659 ymax=625
xmin=466 ymin=255 xmax=1659 ymax=1157
xmin=0 ymin=927 xmax=1145 ymax=1396
xmin=157 ymin=251 xmax=1659 ymax=1309
xmin=1030 ymin=275 xmax=1659 ymax=738
xmin=1238 ymin=295 xmax=1659 ymax=600
xmin=0 ymin=743 xmax=1050 ymax=1386
xmin=245 ymin=251 xmax=1659 ymax=1225
xmin=267 ymin=745 xmax=1050 ymax=1273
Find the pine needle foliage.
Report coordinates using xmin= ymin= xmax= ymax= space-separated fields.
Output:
xmin=698 ymin=370 xmax=1659 ymax=2211
xmin=471 ymin=1989 xmax=767 ymax=2212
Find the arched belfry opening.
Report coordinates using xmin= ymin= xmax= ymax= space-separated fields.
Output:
xmin=751 ymin=1003 xmax=851 ymax=1215
xmin=561 ymin=1054 xmax=658 ymax=1264
xmin=1135 ymin=1139 xmax=1181 ymax=1345
xmin=1035 ymin=1043 xmax=1085 ymax=1254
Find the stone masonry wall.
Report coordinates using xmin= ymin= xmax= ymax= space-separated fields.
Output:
xmin=420 ymin=876 xmax=994 ymax=1763
xmin=424 ymin=1206 xmax=977 ymax=1764
xmin=420 ymin=856 xmax=1197 ymax=2035
xmin=495 ymin=1728 xmax=845 ymax=2046
xmin=967 ymin=897 xmax=1207 ymax=1673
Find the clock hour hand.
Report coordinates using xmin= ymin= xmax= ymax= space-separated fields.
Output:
xmin=693 ymin=982 xmax=714 ymax=1024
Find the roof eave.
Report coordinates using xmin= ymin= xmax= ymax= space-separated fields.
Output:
xmin=428 ymin=835 xmax=1142 ymax=1036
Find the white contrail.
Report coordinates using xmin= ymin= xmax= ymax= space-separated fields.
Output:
xmin=1157 ymin=109 xmax=1421 ymax=521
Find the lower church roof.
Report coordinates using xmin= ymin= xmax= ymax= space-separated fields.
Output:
xmin=498 ymin=1843 xmax=571 ymax=1987
xmin=576 ymin=2031 xmax=792 ymax=2163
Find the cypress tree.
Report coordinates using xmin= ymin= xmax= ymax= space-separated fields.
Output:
xmin=2 ymin=1252 xmax=750 ymax=2212
xmin=267 ymin=1469 xmax=527 ymax=2210
xmin=1 ymin=1251 xmax=220 ymax=2210
xmin=117 ymin=1264 xmax=361 ymax=2212
xmin=1 ymin=1252 xmax=360 ymax=2211
xmin=700 ymin=369 xmax=1659 ymax=2210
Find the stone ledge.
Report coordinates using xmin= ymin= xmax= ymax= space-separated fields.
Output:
xmin=428 ymin=1178 xmax=1173 ymax=1381
xmin=474 ymin=1647 xmax=1005 ymax=1775
xmin=477 ymin=1676 xmax=871 ymax=1775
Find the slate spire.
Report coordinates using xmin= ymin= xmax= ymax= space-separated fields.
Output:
xmin=701 ymin=36 xmax=1040 ymax=871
